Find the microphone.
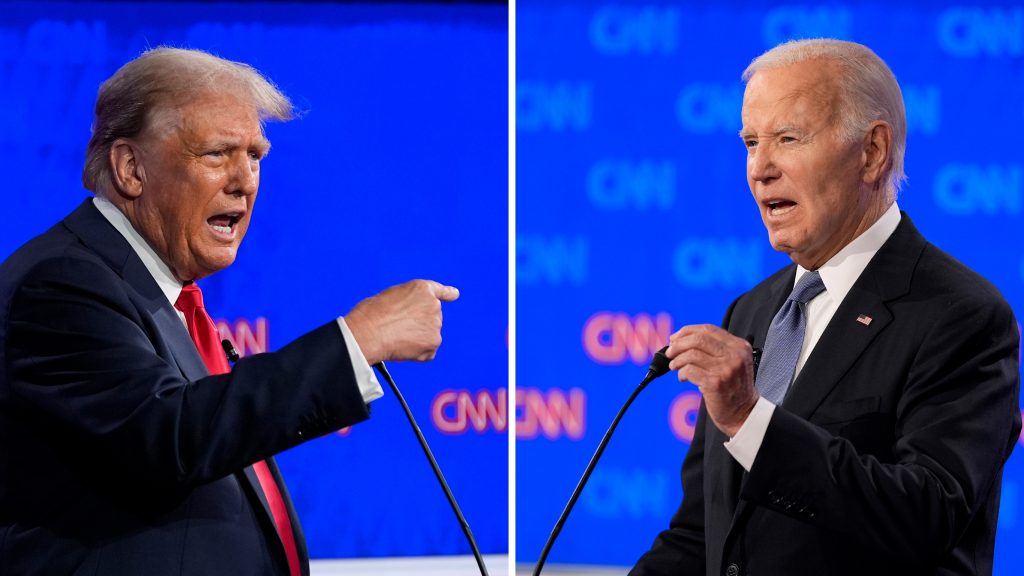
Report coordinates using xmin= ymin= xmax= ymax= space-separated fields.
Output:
xmin=643 ymin=345 xmax=671 ymax=384
xmin=373 ymin=362 xmax=489 ymax=576
xmin=533 ymin=346 xmax=672 ymax=576
xmin=746 ymin=336 xmax=762 ymax=376
xmin=221 ymin=339 xmax=240 ymax=363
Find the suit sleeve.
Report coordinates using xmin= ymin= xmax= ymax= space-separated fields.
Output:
xmin=5 ymin=254 xmax=370 ymax=495
xmin=740 ymin=289 xmax=1021 ymax=565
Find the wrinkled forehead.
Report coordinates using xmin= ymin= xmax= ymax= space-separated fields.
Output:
xmin=144 ymin=89 xmax=266 ymax=144
xmin=741 ymin=60 xmax=843 ymax=130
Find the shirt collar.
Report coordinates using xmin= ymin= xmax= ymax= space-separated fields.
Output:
xmin=92 ymin=195 xmax=183 ymax=306
xmin=794 ymin=201 xmax=902 ymax=303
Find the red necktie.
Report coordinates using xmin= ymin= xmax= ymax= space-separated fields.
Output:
xmin=175 ymin=283 xmax=301 ymax=576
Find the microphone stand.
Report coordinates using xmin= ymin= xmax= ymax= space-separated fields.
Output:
xmin=532 ymin=347 xmax=671 ymax=576
xmin=374 ymin=362 xmax=490 ymax=576
xmin=223 ymin=344 xmax=488 ymax=574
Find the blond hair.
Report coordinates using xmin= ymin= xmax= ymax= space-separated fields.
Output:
xmin=83 ymin=47 xmax=294 ymax=193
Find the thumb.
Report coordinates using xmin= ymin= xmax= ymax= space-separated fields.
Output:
xmin=433 ymin=283 xmax=460 ymax=302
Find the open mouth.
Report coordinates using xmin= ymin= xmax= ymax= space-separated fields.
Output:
xmin=207 ymin=213 xmax=242 ymax=236
xmin=766 ymin=200 xmax=797 ymax=214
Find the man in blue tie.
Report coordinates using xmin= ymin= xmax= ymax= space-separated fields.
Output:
xmin=632 ymin=39 xmax=1020 ymax=576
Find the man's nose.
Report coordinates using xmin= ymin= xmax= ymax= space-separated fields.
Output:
xmin=230 ymin=155 xmax=259 ymax=196
xmin=748 ymin=145 xmax=780 ymax=184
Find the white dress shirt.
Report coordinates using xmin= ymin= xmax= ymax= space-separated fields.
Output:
xmin=725 ymin=202 xmax=902 ymax=470
xmin=92 ymin=196 xmax=383 ymax=403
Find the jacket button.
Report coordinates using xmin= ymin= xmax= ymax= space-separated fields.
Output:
xmin=725 ymin=562 xmax=740 ymax=576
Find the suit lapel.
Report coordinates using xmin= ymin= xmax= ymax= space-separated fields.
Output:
xmin=241 ymin=459 xmax=307 ymax=573
xmin=267 ymin=457 xmax=309 ymax=572
xmin=63 ymin=199 xmax=287 ymax=560
xmin=782 ymin=288 xmax=891 ymax=417
xmin=62 ymin=199 xmax=208 ymax=381
xmin=242 ymin=465 xmax=275 ymax=529
xmin=147 ymin=294 xmax=208 ymax=382
xmin=727 ymin=215 xmax=925 ymax=533
xmin=782 ymin=214 xmax=923 ymax=419
xmin=752 ymin=269 xmax=796 ymax=350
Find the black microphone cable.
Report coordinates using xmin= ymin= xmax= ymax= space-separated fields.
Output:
xmin=218 ymin=343 xmax=488 ymax=571
xmin=373 ymin=361 xmax=489 ymax=576
xmin=532 ymin=346 xmax=672 ymax=576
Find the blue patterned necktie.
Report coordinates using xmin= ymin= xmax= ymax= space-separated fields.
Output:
xmin=756 ymin=271 xmax=826 ymax=404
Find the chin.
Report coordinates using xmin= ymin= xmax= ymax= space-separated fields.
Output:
xmin=767 ymin=236 xmax=790 ymax=254
xmin=196 ymin=254 xmax=238 ymax=278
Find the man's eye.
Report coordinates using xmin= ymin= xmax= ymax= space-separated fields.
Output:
xmin=205 ymin=150 xmax=225 ymax=158
xmin=780 ymin=136 xmax=797 ymax=143
xmin=743 ymin=139 xmax=758 ymax=149
xmin=248 ymin=151 xmax=262 ymax=161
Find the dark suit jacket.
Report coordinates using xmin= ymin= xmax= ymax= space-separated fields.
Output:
xmin=632 ymin=214 xmax=1021 ymax=576
xmin=0 ymin=199 xmax=372 ymax=575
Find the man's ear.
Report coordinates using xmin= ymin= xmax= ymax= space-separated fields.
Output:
xmin=109 ymin=138 xmax=146 ymax=199
xmin=861 ymin=120 xmax=893 ymax=189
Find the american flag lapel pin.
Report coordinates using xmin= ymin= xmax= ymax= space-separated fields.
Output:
xmin=856 ymin=314 xmax=873 ymax=326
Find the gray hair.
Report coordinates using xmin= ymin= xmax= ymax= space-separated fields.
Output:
xmin=83 ymin=47 xmax=294 ymax=193
xmin=742 ymin=39 xmax=907 ymax=199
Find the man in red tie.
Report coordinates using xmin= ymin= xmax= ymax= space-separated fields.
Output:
xmin=0 ymin=47 xmax=458 ymax=576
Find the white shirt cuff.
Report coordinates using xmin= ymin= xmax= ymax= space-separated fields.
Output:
xmin=723 ymin=396 xmax=776 ymax=471
xmin=335 ymin=317 xmax=384 ymax=403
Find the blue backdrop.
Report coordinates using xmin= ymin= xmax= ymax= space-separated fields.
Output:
xmin=1 ymin=1 xmax=508 ymax=560
xmin=516 ymin=1 xmax=1024 ymax=571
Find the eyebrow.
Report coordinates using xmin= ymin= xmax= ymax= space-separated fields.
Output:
xmin=737 ymin=126 xmax=802 ymax=139
xmin=204 ymin=137 xmax=271 ymax=154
